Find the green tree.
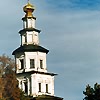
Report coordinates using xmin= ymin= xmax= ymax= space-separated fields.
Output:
xmin=83 ymin=83 xmax=100 ymax=100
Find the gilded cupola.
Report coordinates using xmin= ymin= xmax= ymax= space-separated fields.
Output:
xmin=23 ymin=1 xmax=35 ymax=17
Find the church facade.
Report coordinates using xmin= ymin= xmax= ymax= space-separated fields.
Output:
xmin=12 ymin=1 xmax=63 ymax=100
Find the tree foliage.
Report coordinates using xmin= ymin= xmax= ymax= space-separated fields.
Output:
xmin=83 ymin=83 xmax=100 ymax=100
xmin=0 ymin=54 xmax=30 ymax=100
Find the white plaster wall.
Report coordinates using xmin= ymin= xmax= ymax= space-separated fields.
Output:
xmin=33 ymin=31 xmax=39 ymax=45
xmin=15 ymin=54 xmax=25 ymax=73
xmin=23 ymin=21 xmax=26 ymax=29
xmin=17 ymin=75 xmax=31 ymax=95
xmin=27 ymin=32 xmax=33 ymax=43
xmin=22 ymin=31 xmax=39 ymax=45
xmin=22 ymin=34 xmax=27 ymax=45
xmin=15 ymin=51 xmax=47 ymax=73
xmin=27 ymin=18 xmax=35 ymax=28
xmin=23 ymin=18 xmax=35 ymax=29
xmin=25 ymin=52 xmax=47 ymax=72
xmin=16 ymin=53 xmax=55 ymax=97
xmin=31 ymin=73 xmax=54 ymax=96
xmin=22 ymin=35 xmax=25 ymax=45
xmin=22 ymin=16 xmax=39 ymax=45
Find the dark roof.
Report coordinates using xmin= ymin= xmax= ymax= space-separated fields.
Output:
xmin=12 ymin=44 xmax=49 ymax=55
xmin=16 ymin=70 xmax=57 ymax=76
xmin=22 ymin=16 xmax=36 ymax=20
xmin=19 ymin=28 xmax=41 ymax=34
xmin=31 ymin=95 xmax=63 ymax=100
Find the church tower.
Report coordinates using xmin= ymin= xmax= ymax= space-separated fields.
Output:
xmin=12 ymin=1 xmax=63 ymax=100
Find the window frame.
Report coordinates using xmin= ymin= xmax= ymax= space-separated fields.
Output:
xmin=20 ymin=59 xmax=24 ymax=69
xmin=46 ymin=84 xmax=48 ymax=93
xmin=40 ymin=60 xmax=43 ymax=69
xmin=24 ymin=81 xmax=28 ymax=94
xmin=30 ymin=59 xmax=35 ymax=68
xmin=38 ymin=83 xmax=41 ymax=92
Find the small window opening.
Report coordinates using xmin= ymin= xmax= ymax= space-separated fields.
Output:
xmin=24 ymin=82 xmax=28 ymax=94
xmin=39 ymin=83 xmax=41 ymax=92
xmin=20 ymin=59 xmax=24 ymax=69
xmin=40 ymin=60 xmax=43 ymax=69
xmin=30 ymin=59 xmax=35 ymax=68
xmin=46 ymin=84 xmax=48 ymax=93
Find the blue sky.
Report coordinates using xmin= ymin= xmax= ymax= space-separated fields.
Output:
xmin=1 ymin=0 xmax=100 ymax=100
xmin=46 ymin=0 xmax=100 ymax=11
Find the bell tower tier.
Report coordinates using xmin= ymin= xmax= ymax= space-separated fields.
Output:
xmin=20 ymin=2 xmax=40 ymax=46
xmin=12 ymin=1 xmax=57 ymax=97
xmin=19 ymin=28 xmax=40 ymax=46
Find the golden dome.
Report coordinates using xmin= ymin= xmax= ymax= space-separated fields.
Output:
xmin=23 ymin=2 xmax=35 ymax=13
xmin=23 ymin=2 xmax=35 ymax=17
